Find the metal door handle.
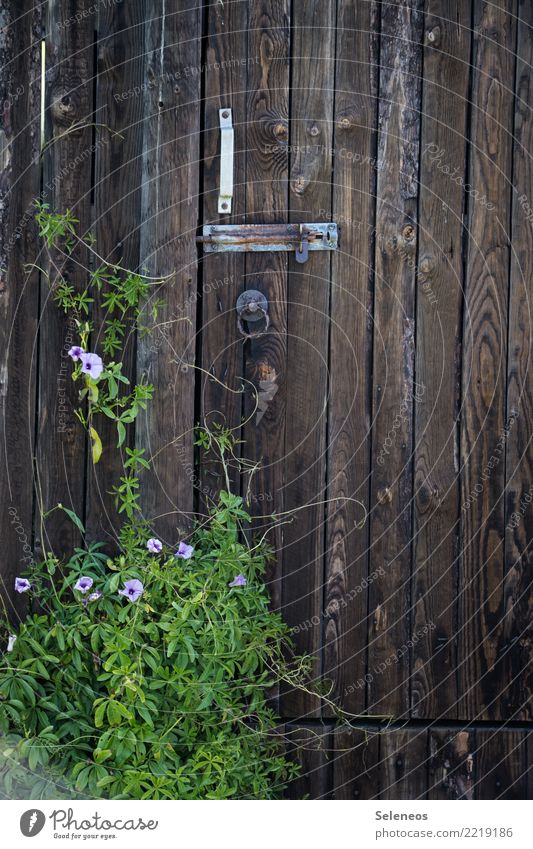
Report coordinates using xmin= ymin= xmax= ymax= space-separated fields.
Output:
xmin=236 ymin=290 xmax=269 ymax=339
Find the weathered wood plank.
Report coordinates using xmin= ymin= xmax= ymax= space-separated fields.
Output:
xmin=85 ymin=0 xmax=146 ymax=544
xmin=428 ymin=729 xmax=474 ymax=799
xmin=474 ymin=730 xmax=526 ymax=799
xmin=285 ymin=723 xmax=331 ymax=799
xmin=242 ymin=0 xmax=290 ymax=629
xmin=36 ymin=0 xmax=96 ymax=559
xmin=198 ymin=1 xmax=248 ymax=508
xmin=367 ymin=0 xmax=423 ymax=716
xmin=380 ymin=728 xmax=428 ymax=799
xmin=323 ymin=0 xmax=379 ymax=717
xmin=0 ymin=0 xmax=41 ymax=621
xmin=136 ymin=1 xmax=202 ymax=543
xmin=332 ymin=726 xmax=381 ymax=799
xmin=503 ymin=0 xmax=533 ymax=721
xmin=459 ymin=0 xmax=517 ymax=720
xmin=281 ymin=0 xmax=336 ymax=718
xmin=411 ymin=0 xmax=471 ymax=720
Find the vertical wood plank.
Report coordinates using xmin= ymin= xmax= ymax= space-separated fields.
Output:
xmin=380 ymin=728 xmax=428 ymax=799
xmin=503 ymin=0 xmax=533 ymax=721
xmin=86 ymin=0 xmax=146 ymax=543
xmin=137 ymin=2 xmax=202 ymax=542
xmin=428 ymin=729 xmax=474 ymax=799
xmin=243 ymin=0 xmax=290 ymax=624
xmin=285 ymin=723 xmax=331 ymax=799
xmin=459 ymin=0 xmax=516 ymax=720
xmin=332 ymin=726 xmax=381 ymax=799
xmin=411 ymin=0 xmax=471 ymax=719
xmin=36 ymin=0 xmax=96 ymax=559
xmin=199 ymin=1 xmax=248 ymax=505
xmin=367 ymin=0 xmax=423 ymax=716
xmin=281 ymin=0 xmax=336 ymax=718
xmin=0 ymin=0 xmax=41 ymax=620
xmin=474 ymin=730 xmax=526 ymax=799
xmin=324 ymin=0 xmax=379 ymax=716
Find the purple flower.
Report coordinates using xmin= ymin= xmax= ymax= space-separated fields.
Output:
xmin=175 ymin=542 xmax=194 ymax=560
xmin=79 ymin=352 xmax=104 ymax=380
xmin=147 ymin=538 xmax=163 ymax=554
xmin=88 ymin=591 xmax=102 ymax=602
xmin=68 ymin=345 xmax=84 ymax=361
xmin=74 ymin=576 xmax=93 ymax=593
xmin=228 ymin=575 xmax=247 ymax=588
xmin=118 ymin=579 xmax=144 ymax=603
xmin=14 ymin=577 xmax=31 ymax=593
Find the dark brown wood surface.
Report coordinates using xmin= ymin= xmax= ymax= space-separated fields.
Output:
xmin=199 ymin=0 xmax=248 ymax=508
xmin=136 ymin=1 xmax=202 ymax=543
xmin=281 ymin=0 xmax=336 ymax=718
xmin=459 ymin=0 xmax=517 ymax=721
xmin=36 ymin=0 xmax=95 ymax=559
xmin=367 ymin=0 xmax=423 ymax=717
xmin=323 ymin=0 xmax=378 ymax=718
xmin=503 ymin=0 xmax=533 ymax=722
xmin=85 ymin=0 xmax=146 ymax=544
xmin=0 ymin=0 xmax=41 ymax=620
xmin=1 ymin=0 xmax=532 ymax=800
xmin=411 ymin=0 xmax=470 ymax=720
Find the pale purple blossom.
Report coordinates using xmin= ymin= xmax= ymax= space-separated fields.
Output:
xmin=228 ymin=575 xmax=247 ymax=588
xmin=147 ymin=538 xmax=163 ymax=554
xmin=175 ymin=542 xmax=194 ymax=560
xmin=88 ymin=591 xmax=102 ymax=602
xmin=14 ymin=577 xmax=31 ymax=593
xmin=7 ymin=635 xmax=17 ymax=652
xmin=118 ymin=579 xmax=144 ymax=603
xmin=79 ymin=352 xmax=104 ymax=380
xmin=74 ymin=576 xmax=93 ymax=593
xmin=68 ymin=345 xmax=84 ymax=361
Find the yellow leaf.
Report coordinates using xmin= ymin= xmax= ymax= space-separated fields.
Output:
xmin=90 ymin=426 xmax=103 ymax=464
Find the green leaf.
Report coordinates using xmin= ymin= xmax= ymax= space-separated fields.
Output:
xmin=117 ymin=421 xmax=126 ymax=447
xmin=90 ymin=426 xmax=103 ymax=464
xmin=58 ymin=505 xmax=85 ymax=535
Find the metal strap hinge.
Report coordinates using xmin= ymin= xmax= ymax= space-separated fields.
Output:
xmin=218 ymin=108 xmax=233 ymax=214
xmin=197 ymin=223 xmax=338 ymax=263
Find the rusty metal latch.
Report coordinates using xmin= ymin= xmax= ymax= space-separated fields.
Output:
xmin=197 ymin=223 xmax=338 ymax=263
xmin=218 ymin=108 xmax=233 ymax=214
xmin=235 ymin=290 xmax=269 ymax=339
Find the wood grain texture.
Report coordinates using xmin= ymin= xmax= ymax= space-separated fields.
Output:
xmin=243 ymin=0 xmax=290 ymax=624
xmin=86 ymin=0 xmax=146 ymax=544
xmin=199 ymin=0 xmax=248 ymax=507
xmin=323 ymin=0 xmax=379 ymax=717
xmin=332 ymin=726 xmax=381 ymax=799
xmin=459 ymin=0 xmax=516 ymax=720
xmin=411 ymin=0 xmax=471 ymax=720
xmin=502 ymin=0 xmax=533 ymax=721
xmin=0 ymin=0 xmax=41 ymax=621
xmin=281 ymin=0 xmax=336 ymax=718
xmin=285 ymin=723 xmax=332 ymax=799
xmin=367 ymin=0 xmax=423 ymax=717
xmin=380 ymin=728 xmax=428 ymax=799
xmin=474 ymin=730 xmax=526 ymax=799
xmin=136 ymin=1 xmax=201 ymax=543
xmin=428 ymin=729 xmax=474 ymax=799
xmin=36 ymin=0 xmax=95 ymax=560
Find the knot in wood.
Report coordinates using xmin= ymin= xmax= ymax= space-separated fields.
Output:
xmin=50 ymin=87 xmax=82 ymax=127
xmin=336 ymin=114 xmax=352 ymax=131
xmin=273 ymin=121 xmax=288 ymax=141
xmin=377 ymin=486 xmax=392 ymax=505
xmin=291 ymin=173 xmax=307 ymax=195
xmin=308 ymin=123 xmax=320 ymax=137
xmin=426 ymin=25 xmax=441 ymax=46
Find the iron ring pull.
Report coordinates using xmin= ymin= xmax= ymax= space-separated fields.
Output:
xmin=237 ymin=307 xmax=270 ymax=339
xmin=235 ymin=290 xmax=270 ymax=340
